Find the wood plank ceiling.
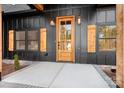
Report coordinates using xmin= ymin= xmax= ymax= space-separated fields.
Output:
xmin=33 ymin=4 xmax=44 ymax=11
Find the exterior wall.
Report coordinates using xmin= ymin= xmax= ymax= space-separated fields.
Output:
xmin=3 ymin=4 xmax=116 ymax=65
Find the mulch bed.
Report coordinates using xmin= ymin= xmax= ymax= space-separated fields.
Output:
xmin=2 ymin=63 xmax=28 ymax=77
xmin=99 ymin=65 xmax=116 ymax=83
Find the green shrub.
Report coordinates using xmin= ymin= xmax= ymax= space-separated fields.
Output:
xmin=14 ymin=54 xmax=20 ymax=70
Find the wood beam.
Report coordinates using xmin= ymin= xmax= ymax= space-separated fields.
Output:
xmin=116 ymin=4 xmax=124 ymax=88
xmin=0 ymin=4 xmax=2 ymax=80
xmin=33 ymin=4 xmax=44 ymax=11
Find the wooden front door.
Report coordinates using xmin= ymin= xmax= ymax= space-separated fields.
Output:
xmin=56 ymin=16 xmax=75 ymax=62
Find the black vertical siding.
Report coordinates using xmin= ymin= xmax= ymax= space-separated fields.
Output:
xmin=80 ymin=7 xmax=88 ymax=64
xmin=3 ymin=4 xmax=116 ymax=65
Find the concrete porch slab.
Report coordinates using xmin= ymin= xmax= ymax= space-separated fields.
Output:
xmin=2 ymin=62 xmax=111 ymax=88
xmin=50 ymin=63 xmax=109 ymax=88
xmin=2 ymin=62 xmax=64 ymax=88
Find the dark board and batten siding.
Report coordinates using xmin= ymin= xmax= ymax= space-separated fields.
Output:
xmin=3 ymin=4 xmax=116 ymax=65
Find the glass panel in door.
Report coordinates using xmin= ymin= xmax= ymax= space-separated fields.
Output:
xmin=59 ymin=20 xmax=71 ymax=51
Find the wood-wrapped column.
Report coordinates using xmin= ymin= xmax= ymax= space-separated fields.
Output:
xmin=116 ymin=4 xmax=124 ymax=88
xmin=0 ymin=4 xmax=2 ymax=81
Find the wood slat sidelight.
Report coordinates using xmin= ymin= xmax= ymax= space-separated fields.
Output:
xmin=9 ymin=30 xmax=14 ymax=51
xmin=116 ymin=4 xmax=124 ymax=88
xmin=0 ymin=4 xmax=2 ymax=80
xmin=87 ymin=25 xmax=96 ymax=53
xmin=40 ymin=28 xmax=47 ymax=52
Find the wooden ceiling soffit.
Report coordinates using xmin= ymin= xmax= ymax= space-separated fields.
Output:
xmin=33 ymin=4 xmax=44 ymax=11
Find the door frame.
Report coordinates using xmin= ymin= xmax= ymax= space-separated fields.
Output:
xmin=56 ymin=16 xmax=75 ymax=63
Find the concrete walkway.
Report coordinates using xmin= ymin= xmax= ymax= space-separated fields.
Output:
xmin=2 ymin=62 xmax=112 ymax=88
